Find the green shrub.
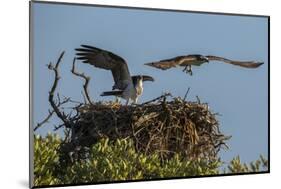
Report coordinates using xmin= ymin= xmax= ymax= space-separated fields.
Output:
xmin=226 ymin=155 xmax=268 ymax=173
xmin=33 ymin=134 xmax=268 ymax=186
xmin=34 ymin=134 xmax=61 ymax=186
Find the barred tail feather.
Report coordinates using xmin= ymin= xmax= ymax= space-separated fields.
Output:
xmin=100 ymin=90 xmax=123 ymax=96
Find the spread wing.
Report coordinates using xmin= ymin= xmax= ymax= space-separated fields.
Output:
xmin=144 ymin=56 xmax=182 ymax=70
xmin=177 ymin=55 xmax=209 ymax=66
xmin=206 ymin=55 xmax=264 ymax=68
xmin=75 ymin=45 xmax=132 ymax=90
xmin=144 ymin=55 xmax=208 ymax=70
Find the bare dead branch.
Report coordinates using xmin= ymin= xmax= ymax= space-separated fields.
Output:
xmin=54 ymin=123 xmax=66 ymax=131
xmin=34 ymin=110 xmax=55 ymax=131
xmin=48 ymin=51 xmax=72 ymax=128
xmin=34 ymin=97 xmax=71 ymax=131
xmin=62 ymin=128 xmax=71 ymax=144
xmin=69 ymin=99 xmax=83 ymax=104
xmin=81 ymin=91 xmax=87 ymax=104
xmin=71 ymin=58 xmax=93 ymax=105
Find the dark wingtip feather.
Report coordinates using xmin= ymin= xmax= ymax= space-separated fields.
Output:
xmin=75 ymin=48 xmax=83 ymax=51
xmin=76 ymin=57 xmax=88 ymax=60
xmin=81 ymin=44 xmax=94 ymax=48
xmin=81 ymin=44 xmax=100 ymax=50
xmin=75 ymin=48 xmax=93 ymax=53
xmin=76 ymin=52 xmax=90 ymax=56
xmin=251 ymin=62 xmax=264 ymax=68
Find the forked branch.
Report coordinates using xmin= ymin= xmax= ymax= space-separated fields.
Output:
xmin=34 ymin=97 xmax=70 ymax=131
xmin=34 ymin=110 xmax=54 ymax=131
xmin=183 ymin=87 xmax=191 ymax=101
xmin=71 ymin=58 xmax=93 ymax=105
xmin=47 ymin=51 xmax=72 ymax=128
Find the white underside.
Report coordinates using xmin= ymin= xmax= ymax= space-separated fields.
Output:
xmin=121 ymin=79 xmax=143 ymax=105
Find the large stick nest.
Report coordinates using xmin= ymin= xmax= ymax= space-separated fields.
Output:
xmin=71 ymin=96 xmax=230 ymax=160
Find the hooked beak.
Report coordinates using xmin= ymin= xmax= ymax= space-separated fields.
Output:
xmin=142 ymin=75 xmax=155 ymax=82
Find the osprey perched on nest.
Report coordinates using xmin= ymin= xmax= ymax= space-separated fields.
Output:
xmin=75 ymin=45 xmax=154 ymax=105
xmin=145 ymin=54 xmax=263 ymax=75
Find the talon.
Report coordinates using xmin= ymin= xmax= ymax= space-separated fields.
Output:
xmin=112 ymin=103 xmax=120 ymax=109
xmin=187 ymin=65 xmax=193 ymax=75
xmin=182 ymin=66 xmax=188 ymax=72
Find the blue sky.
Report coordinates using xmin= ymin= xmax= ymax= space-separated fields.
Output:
xmin=31 ymin=2 xmax=268 ymax=164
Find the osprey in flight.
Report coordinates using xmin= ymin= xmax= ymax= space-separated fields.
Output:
xmin=75 ymin=45 xmax=154 ymax=105
xmin=144 ymin=54 xmax=263 ymax=75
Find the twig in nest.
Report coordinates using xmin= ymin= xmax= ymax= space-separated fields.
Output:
xmin=183 ymin=87 xmax=191 ymax=101
xmin=71 ymin=58 xmax=93 ymax=105
xmin=141 ymin=93 xmax=172 ymax=105
xmin=196 ymin=95 xmax=201 ymax=104
xmin=47 ymin=51 xmax=72 ymax=128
